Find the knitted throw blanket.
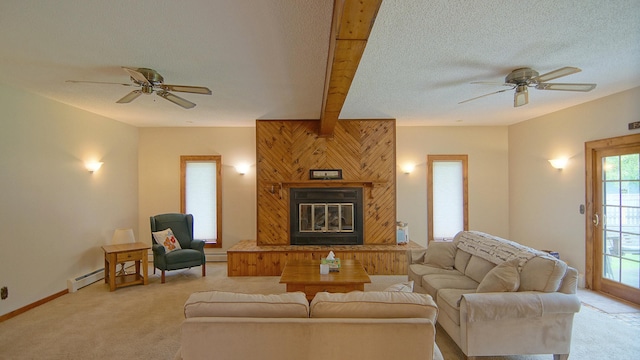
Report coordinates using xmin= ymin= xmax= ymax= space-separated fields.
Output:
xmin=456 ymin=231 xmax=546 ymax=267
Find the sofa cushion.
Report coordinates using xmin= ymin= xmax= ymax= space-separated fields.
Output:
xmin=384 ymin=280 xmax=414 ymax=292
xmin=476 ymin=258 xmax=520 ymax=293
xmin=409 ymin=264 xmax=462 ymax=293
xmin=436 ymin=288 xmax=475 ymax=326
xmin=409 ymin=263 xmax=462 ymax=283
xmin=184 ymin=291 xmax=309 ymax=318
xmin=423 ymin=241 xmax=457 ymax=270
xmin=422 ymin=273 xmax=479 ymax=300
xmin=310 ymin=291 xmax=438 ymax=321
xmin=464 ymin=256 xmax=496 ymax=284
xmin=454 ymin=249 xmax=472 ymax=273
xmin=519 ymin=255 xmax=568 ymax=292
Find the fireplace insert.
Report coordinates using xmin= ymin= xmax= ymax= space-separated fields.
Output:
xmin=289 ymin=188 xmax=363 ymax=245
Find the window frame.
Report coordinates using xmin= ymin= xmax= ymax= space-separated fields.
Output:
xmin=427 ymin=154 xmax=469 ymax=242
xmin=180 ymin=155 xmax=222 ymax=248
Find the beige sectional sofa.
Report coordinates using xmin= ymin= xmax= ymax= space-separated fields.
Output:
xmin=409 ymin=231 xmax=581 ymax=360
xmin=176 ymin=290 xmax=443 ymax=360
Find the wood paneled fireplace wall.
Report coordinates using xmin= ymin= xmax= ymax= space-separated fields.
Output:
xmin=256 ymin=119 xmax=396 ymax=246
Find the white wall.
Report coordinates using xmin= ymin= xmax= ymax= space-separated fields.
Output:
xmin=0 ymin=84 xmax=138 ymax=317
xmin=396 ymin=126 xmax=510 ymax=247
xmin=5 ymin=84 xmax=637 ymax=316
xmin=137 ymin=127 xmax=256 ymax=253
xmin=508 ymin=87 xmax=640 ymax=275
xmin=138 ymin=126 xmax=510 ymax=252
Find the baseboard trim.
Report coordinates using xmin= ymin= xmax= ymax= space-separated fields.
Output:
xmin=0 ymin=289 xmax=68 ymax=323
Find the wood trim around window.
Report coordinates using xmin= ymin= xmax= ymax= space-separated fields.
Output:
xmin=585 ymin=134 xmax=640 ymax=293
xmin=427 ymin=154 xmax=469 ymax=242
xmin=180 ymin=155 xmax=222 ymax=248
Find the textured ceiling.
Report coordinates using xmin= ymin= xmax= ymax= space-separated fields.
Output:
xmin=0 ymin=0 xmax=638 ymax=127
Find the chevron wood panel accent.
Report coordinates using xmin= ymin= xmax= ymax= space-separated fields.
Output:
xmin=256 ymin=121 xmax=293 ymax=181
xmin=257 ymin=121 xmax=292 ymax=245
xmin=256 ymin=119 xmax=396 ymax=246
xmin=360 ymin=120 xmax=396 ymax=244
xmin=291 ymin=121 xmax=325 ymax=181
xmin=327 ymin=121 xmax=364 ymax=179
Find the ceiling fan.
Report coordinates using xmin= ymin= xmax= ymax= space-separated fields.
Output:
xmin=67 ymin=67 xmax=212 ymax=109
xmin=459 ymin=67 xmax=596 ymax=107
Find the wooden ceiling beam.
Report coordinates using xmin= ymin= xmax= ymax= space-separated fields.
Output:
xmin=318 ymin=0 xmax=382 ymax=137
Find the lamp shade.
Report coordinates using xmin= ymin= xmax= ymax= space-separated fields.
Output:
xmin=111 ymin=228 xmax=135 ymax=245
xmin=548 ymin=158 xmax=568 ymax=170
xmin=85 ymin=161 xmax=103 ymax=173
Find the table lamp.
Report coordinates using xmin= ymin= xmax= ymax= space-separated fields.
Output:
xmin=111 ymin=228 xmax=136 ymax=275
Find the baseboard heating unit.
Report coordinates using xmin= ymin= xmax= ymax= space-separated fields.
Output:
xmin=207 ymin=253 xmax=228 ymax=262
xmin=67 ymin=268 xmax=104 ymax=293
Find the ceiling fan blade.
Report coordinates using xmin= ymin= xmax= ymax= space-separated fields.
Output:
xmin=535 ymin=67 xmax=581 ymax=82
xmin=116 ymin=90 xmax=142 ymax=103
xmin=122 ymin=67 xmax=151 ymax=86
xmin=66 ymin=80 xmax=134 ymax=86
xmin=156 ymin=90 xmax=196 ymax=109
xmin=161 ymin=84 xmax=212 ymax=95
xmin=536 ymin=82 xmax=596 ymax=92
xmin=459 ymin=87 xmax=514 ymax=104
xmin=470 ymin=81 xmax=513 ymax=87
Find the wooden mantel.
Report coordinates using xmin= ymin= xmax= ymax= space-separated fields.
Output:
xmin=264 ymin=180 xmax=387 ymax=199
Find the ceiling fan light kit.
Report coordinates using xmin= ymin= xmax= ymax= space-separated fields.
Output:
xmin=514 ymin=84 xmax=528 ymax=107
xmin=460 ymin=66 xmax=596 ymax=107
xmin=68 ymin=67 xmax=212 ymax=109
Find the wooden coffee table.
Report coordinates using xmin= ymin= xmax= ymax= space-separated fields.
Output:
xmin=279 ymin=259 xmax=371 ymax=301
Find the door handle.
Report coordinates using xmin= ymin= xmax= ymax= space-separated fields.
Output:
xmin=592 ymin=213 xmax=600 ymax=227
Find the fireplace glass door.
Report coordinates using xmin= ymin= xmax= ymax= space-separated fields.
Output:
xmin=290 ymin=187 xmax=363 ymax=245
xmin=299 ymin=203 xmax=354 ymax=233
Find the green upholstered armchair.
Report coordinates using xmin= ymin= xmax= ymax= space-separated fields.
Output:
xmin=150 ymin=213 xmax=206 ymax=283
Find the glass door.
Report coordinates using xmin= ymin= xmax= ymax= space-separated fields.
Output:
xmin=594 ymin=145 xmax=640 ymax=304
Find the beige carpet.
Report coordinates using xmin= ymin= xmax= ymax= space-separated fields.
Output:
xmin=0 ymin=263 xmax=638 ymax=360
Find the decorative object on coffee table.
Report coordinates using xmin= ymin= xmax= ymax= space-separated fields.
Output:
xmin=321 ymin=250 xmax=341 ymax=272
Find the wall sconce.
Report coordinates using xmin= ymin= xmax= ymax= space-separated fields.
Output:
xmin=235 ymin=163 xmax=250 ymax=175
xmin=401 ymin=164 xmax=415 ymax=174
xmin=548 ymin=158 xmax=568 ymax=170
xmin=85 ymin=161 xmax=103 ymax=173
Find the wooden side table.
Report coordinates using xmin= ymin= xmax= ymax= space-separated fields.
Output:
xmin=101 ymin=242 xmax=151 ymax=291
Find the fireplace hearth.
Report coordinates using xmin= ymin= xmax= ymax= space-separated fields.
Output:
xmin=289 ymin=188 xmax=363 ymax=246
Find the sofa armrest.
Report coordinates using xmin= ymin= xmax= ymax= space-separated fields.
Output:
xmin=460 ymin=292 xmax=581 ymax=323
xmin=409 ymin=248 xmax=427 ymax=265
xmin=190 ymin=239 xmax=205 ymax=251
xmin=152 ymin=243 xmax=166 ymax=255
xmin=557 ymin=267 xmax=579 ymax=294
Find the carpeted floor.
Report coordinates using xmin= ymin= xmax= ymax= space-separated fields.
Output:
xmin=0 ymin=263 xmax=638 ymax=360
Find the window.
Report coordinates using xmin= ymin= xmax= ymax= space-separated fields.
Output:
xmin=180 ymin=155 xmax=222 ymax=248
xmin=427 ymin=155 xmax=468 ymax=241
